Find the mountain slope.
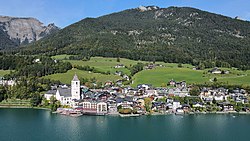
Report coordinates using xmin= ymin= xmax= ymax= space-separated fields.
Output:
xmin=22 ymin=6 xmax=250 ymax=68
xmin=0 ymin=28 xmax=17 ymax=49
xmin=0 ymin=16 xmax=59 ymax=48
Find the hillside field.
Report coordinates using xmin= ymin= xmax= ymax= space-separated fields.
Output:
xmin=0 ymin=70 xmax=11 ymax=77
xmin=43 ymin=69 xmax=121 ymax=84
xmin=53 ymin=55 xmax=193 ymax=75
xmin=132 ymin=67 xmax=250 ymax=87
xmin=49 ymin=55 xmax=250 ymax=87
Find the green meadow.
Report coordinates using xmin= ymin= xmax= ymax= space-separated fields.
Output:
xmin=43 ymin=69 xmax=121 ymax=84
xmin=0 ymin=70 xmax=11 ymax=77
xmin=52 ymin=55 xmax=193 ymax=75
xmin=51 ymin=54 xmax=72 ymax=60
xmin=132 ymin=67 xmax=205 ymax=87
xmin=132 ymin=67 xmax=250 ymax=87
xmin=50 ymin=55 xmax=250 ymax=87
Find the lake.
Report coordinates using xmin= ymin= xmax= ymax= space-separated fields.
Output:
xmin=1 ymin=108 xmax=250 ymax=141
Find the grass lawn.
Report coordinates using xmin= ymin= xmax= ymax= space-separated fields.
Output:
xmin=0 ymin=70 xmax=11 ymax=77
xmin=52 ymin=54 xmax=73 ymax=60
xmin=132 ymin=67 xmax=206 ymax=87
xmin=132 ymin=67 xmax=250 ymax=87
xmin=215 ymin=70 xmax=250 ymax=85
xmin=43 ymin=69 xmax=122 ymax=84
xmin=0 ymin=99 xmax=31 ymax=107
xmin=65 ymin=57 xmax=141 ymax=75
xmin=52 ymin=56 xmax=194 ymax=75
xmin=51 ymin=55 xmax=250 ymax=87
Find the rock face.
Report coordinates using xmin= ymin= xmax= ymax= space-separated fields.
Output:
xmin=0 ymin=16 xmax=59 ymax=46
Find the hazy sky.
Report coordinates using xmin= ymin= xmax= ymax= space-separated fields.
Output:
xmin=0 ymin=0 xmax=250 ymax=28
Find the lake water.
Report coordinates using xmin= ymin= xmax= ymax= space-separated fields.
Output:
xmin=1 ymin=108 xmax=250 ymax=141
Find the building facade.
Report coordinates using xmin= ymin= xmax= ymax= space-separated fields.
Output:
xmin=71 ymin=74 xmax=81 ymax=100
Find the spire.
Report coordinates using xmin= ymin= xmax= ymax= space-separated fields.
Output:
xmin=72 ymin=73 xmax=79 ymax=81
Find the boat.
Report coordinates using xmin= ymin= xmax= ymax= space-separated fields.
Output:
xmin=175 ymin=108 xmax=184 ymax=115
xmin=119 ymin=113 xmax=140 ymax=117
xmin=69 ymin=112 xmax=83 ymax=117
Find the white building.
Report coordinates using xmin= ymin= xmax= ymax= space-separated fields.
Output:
xmin=173 ymin=101 xmax=181 ymax=111
xmin=71 ymin=74 xmax=81 ymax=100
xmin=56 ymin=87 xmax=72 ymax=105
xmin=82 ymin=101 xmax=108 ymax=115
xmin=44 ymin=90 xmax=57 ymax=100
xmin=0 ymin=80 xmax=16 ymax=86
xmin=47 ymin=74 xmax=81 ymax=106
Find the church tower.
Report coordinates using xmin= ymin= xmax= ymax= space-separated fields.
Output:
xmin=71 ymin=74 xmax=80 ymax=100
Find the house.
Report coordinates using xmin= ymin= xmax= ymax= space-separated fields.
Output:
xmin=166 ymin=103 xmax=173 ymax=109
xmin=116 ymin=98 xmax=133 ymax=109
xmin=242 ymin=107 xmax=250 ymax=112
xmin=104 ymin=81 xmax=113 ymax=87
xmin=145 ymin=63 xmax=156 ymax=70
xmin=136 ymin=99 xmax=145 ymax=107
xmin=223 ymin=104 xmax=234 ymax=111
xmin=179 ymin=88 xmax=189 ymax=97
xmin=145 ymin=89 xmax=158 ymax=96
xmin=115 ymin=71 xmax=123 ymax=76
xmin=152 ymin=102 xmax=166 ymax=112
xmin=182 ymin=104 xmax=191 ymax=113
xmin=192 ymin=102 xmax=205 ymax=108
xmin=175 ymin=81 xmax=186 ymax=88
xmin=173 ymin=101 xmax=181 ymax=111
xmin=116 ymin=80 xmax=123 ymax=86
xmin=209 ymin=67 xmax=222 ymax=74
xmin=137 ymin=84 xmax=151 ymax=90
xmin=114 ymin=64 xmax=125 ymax=68
xmin=217 ymin=103 xmax=234 ymax=111
xmin=156 ymin=88 xmax=168 ymax=96
xmin=214 ymin=94 xmax=224 ymax=101
xmin=0 ymin=79 xmax=16 ymax=86
xmin=108 ymin=103 xmax=118 ymax=114
xmin=176 ymin=108 xmax=184 ymax=114
xmin=166 ymin=98 xmax=173 ymax=104
xmin=82 ymin=101 xmax=108 ymax=115
xmin=33 ymin=58 xmax=40 ymax=63
xmin=169 ymin=79 xmax=176 ymax=86
xmin=168 ymin=88 xmax=175 ymax=95
xmin=44 ymin=90 xmax=57 ymax=100
xmin=123 ymin=75 xmax=130 ymax=81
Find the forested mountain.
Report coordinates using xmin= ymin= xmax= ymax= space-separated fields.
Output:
xmin=0 ymin=16 xmax=59 ymax=49
xmin=17 ymin=6 xmax=250 ymax=69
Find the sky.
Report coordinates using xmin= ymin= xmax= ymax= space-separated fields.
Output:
xmin=0 ymin=0 xmax=250 ymax=28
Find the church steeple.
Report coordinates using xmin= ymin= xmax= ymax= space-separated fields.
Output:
xmin=72 ymin=73 xmax=79 ymax=81
xmin=71 ymin=73 xmax=80 ymax=100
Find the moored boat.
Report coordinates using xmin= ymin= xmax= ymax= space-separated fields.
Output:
xmin=119 ymin=113 xmax=140 ymax=117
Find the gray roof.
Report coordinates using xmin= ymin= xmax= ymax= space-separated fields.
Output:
xmin=72 ymin=74 xmax=80 ymax=81
xmin=58 ymin=88 xmax=71 ymax=97
xmin=45 ymin=90 xmax=57 ymax=95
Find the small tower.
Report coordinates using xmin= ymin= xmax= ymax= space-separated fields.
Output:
xmin=71 ymin=74 xmax=80 ymax=100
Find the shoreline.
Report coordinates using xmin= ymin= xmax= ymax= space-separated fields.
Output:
xmin=1 ymin=106 xmax=250 ymax=116
xmin=0 ymin=105 xmax=51 ymax=111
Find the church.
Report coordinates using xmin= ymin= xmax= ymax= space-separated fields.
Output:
xmin=54 ymin=74 xmax=81 ymax=105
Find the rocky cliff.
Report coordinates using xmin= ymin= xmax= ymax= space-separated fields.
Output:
xmin=0 ymin=16 xmax=59 ymax=47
